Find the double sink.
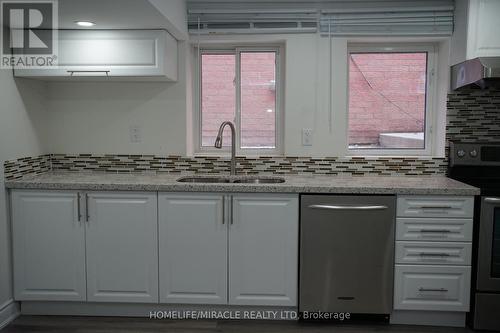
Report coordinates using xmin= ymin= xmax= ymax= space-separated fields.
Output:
xmin=177 ymin=176 xmax=285 ymax=184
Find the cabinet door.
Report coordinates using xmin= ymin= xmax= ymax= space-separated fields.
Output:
xmin=158 ymin=193 xmax=227 ymax=304
xmin=86 ymin=192 xmax=158 ymax=303
xmin=229 ymin=194 xmax=298 ymax=306
xmin=468 ymin=0 xmax=500 ymax=58
xmin=11 ymin=190 xmax=86 ymax=301
xmin=14 ymin=30 xmax=178 ymax=81
xmin=394 ymin=265 xmax=471 ymax=311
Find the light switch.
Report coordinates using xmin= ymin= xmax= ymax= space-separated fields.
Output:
xmin=302 ymin=128 xmax=313 ymax=146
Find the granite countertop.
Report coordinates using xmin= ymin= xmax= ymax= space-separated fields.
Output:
xmin=4 ymin=172 xmax=479 ymax=195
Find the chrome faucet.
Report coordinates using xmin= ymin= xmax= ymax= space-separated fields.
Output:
xmin=214 ymin=121 xmax=236 ymax=175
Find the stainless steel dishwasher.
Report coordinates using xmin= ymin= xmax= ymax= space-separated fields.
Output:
xmin=300 ymin=195 xmax=395 ymax=315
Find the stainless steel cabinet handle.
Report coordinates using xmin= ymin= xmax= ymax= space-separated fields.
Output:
xmin=68 ymin=70 xmax=110 ymax=76
xmin=419 ymin=229 xmax=451 ymax=233
xmin=222 ymin=196 xmax=225 ymax=225
xmin=419 ymin=287 xmax=448 ymax=292
xmin=77 ymin=193 xmax=82 ymax=221
xmin=484 ymin=197 xmax=500 ymax=203
xmin=419 ymin=206 xmax=453 ymax=209
xmin=85 ymin=193 xmax=90 ymax=222
xmin=419 ymin=252 xmax=450 ymax=257
xmin=230 ymin=195 xmax=234 ymax=225
xmin=308 ymin=204 xmax=388 ymax=211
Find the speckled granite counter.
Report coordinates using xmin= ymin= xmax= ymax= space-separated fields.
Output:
xmin=4 ymin=172 xmax=479 ymax=195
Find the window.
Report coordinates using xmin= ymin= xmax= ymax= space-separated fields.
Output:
xmin=195 ymin=47 xmax=282 ymax=155
xmin=347 ymin=45 xmax=435 ymax=155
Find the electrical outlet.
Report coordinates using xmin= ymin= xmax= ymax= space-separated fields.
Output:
xmin=129 ymin=125 xmax=142 ymax=143
xmin=302 ymin=128 xmax=313 ymax=146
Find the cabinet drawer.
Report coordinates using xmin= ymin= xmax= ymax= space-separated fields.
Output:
xmin=395 ymin=241 xmax=472 ymax=266
xmin=394 ymin=265 xmax=471 ymax=311
xmin=397 ymin=196 xmax=474 ymax=218
xmin=396 ymin=218 xmax=473 ymax=242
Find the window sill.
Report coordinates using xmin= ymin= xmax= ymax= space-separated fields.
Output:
xmin=191 ymin=151 xmax=284 ymax=158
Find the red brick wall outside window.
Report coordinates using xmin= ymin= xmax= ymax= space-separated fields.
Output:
xmin=349 ymin=52 xmax=427 ymax=149
xmin=200 ymin=51 xmax=426 ymax=151
xmin=201 ymin=51 xmax=277 ymax=149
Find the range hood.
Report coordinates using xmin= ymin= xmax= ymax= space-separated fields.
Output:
xmin=451 ymin=57 xmax=500 ymax=90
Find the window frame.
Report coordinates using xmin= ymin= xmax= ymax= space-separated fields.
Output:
xmin=346 ymin=43 xmax=437 ymax=157
xmin=193 ymin=45 xmax=284 ymax=156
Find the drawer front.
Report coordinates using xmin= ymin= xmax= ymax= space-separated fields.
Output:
xmin=396 ymin=218 xmax=473 ymax=242
xmin=395 ymin=241 xmax=472 ymax=266
xmin=394 ymin=265 xmax=471 ymax=311
xmin=397 ymin=196 xmax=474 ymax=218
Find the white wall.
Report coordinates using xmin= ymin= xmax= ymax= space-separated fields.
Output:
xmin=148 ymin=0 xmax=188 ymax=40
xmin=44 ymin=43 xmax=188 ymax=155
xmin=0 ymin=70 xmax=48 ymax=325
xmin=42 ymin=34 xmax=448 ymax=158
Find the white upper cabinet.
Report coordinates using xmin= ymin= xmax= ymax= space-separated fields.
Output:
xmin=14 ymin=29 xmax=178 ymax=81
xmin=451 ymin=0 xmax=500 ymax=65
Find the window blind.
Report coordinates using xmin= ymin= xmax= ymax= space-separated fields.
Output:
xmin=187 ymin=1 xmax=319 ymax=34
xmin=320 ymin=1 xmax=454 ymax=36
xmin=187 ymin=0 xmax=454 ymax=36
xmin=188 ymin=9 xmax=318 ymax=34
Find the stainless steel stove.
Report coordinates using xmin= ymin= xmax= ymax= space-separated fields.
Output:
xmin=448 ymin=142 xmax=500 ymax=331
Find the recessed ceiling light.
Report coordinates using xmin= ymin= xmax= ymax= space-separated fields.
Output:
xmin=75 ymin=21 xmax=95 ymax=27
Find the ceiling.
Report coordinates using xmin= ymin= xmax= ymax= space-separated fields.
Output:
xmin=56 ymin=0 xmax=169 ymax=30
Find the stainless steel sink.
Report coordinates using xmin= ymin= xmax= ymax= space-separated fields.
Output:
xmin=176 ymin=177 xmax=231 ymax=183
xmin=232 ymin=178 xmax=285 ymax=184
xmin=176 ymin=176 xmax=285 ymax=184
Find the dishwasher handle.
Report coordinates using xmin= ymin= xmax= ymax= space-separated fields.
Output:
xmin=308 ymin=204 xmax=388 ymax=211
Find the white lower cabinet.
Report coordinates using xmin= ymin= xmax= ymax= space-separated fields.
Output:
xmin=394 ymin=265 xmax=471 ymax=311
xmin=12 ymin=190 xmax=299 ymax=307
xmin=11 ymin=191 xmax=86 ymax=301
xmin=158 ymin=193 xmax=299 ymax=306
xmin=86 ymin=192 xmax=158 ymax=303
xmin=395 ymin=241 xmax=472 ymax=266
xmin=229 ymin=194 xmax=298 ymax=306
xmin=11 ymin=190 xmax=158 ymax=303
xmin=394 ymin=195 xmax=474 ymax=317
xmin=158 ymin=194 xmax=227 ymax=304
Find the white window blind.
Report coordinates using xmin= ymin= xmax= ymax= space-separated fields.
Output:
xmin=187 ymin=1 xmax=454 ymax=36
xmin=187 ymin=2 xmax=318 ymax=34
xmin=320 ymin=1 xmax=454 ymax=36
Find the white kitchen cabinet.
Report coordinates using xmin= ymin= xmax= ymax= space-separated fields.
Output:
xmin=11 ymin=190 xmax=86 ymax=301
xmin=451 ymin=0 xmax=500 ymax=65
xmin=158 ymin=193 xmax=227 ymax=304
xmin=394 ymin=265 xmax=471 ymax=311
xmin=396 ymin=218 xmax=473 ymax=242
xmin=11 ymin=190 xmax=159 ymax=304
xmin=229 ymin=194 xmax=298 ymax=306
xmin=14 ymin=30 xmax=178 ymax=81
xmin=394 ymin=195 xmax=474 ymax=315
xmin=158 ymin=192 xmax=299 ymax=306
xmin=395 ymin=241 xmax=472 ymax=266
xmin=397 ymin=196 xmax=474 ymax=219
xmin=86 ymin=192 xmax=158 ymax=303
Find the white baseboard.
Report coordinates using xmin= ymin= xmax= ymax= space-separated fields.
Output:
xmin=390 ymin=310 xmax=466 ymax=327
xmin=0 ymin=300 xmax=20 ymax=330
xmin=21 ymin=302 xmax=297 ymax=320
